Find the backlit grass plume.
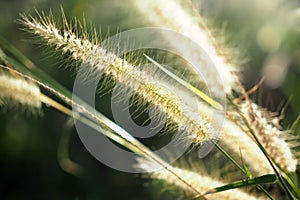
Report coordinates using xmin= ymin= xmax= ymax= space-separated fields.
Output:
xmin=0 ymin=73 xmax=41 ymax=110
xmin=136 ymin=158 xmax=267 ymax=200
xmin=132 ymin=0 xmax=240 ymax=94
xmin=239 ymin=101 xmax=298 ymax=172
xmin=20 ymin=11 xmax=219 ymax=147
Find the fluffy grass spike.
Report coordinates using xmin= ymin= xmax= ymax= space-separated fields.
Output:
xmin=20 ymin=10 xmax=218 ymax=146
xmin=240 ymin=102 xmax=298 ymax=172
xmin=132 ymin=0 xmax=240 ymax=94
xmin=0 ymin=73 xmax=41 ymax=111
xmin=136 ymin=158 xmax=266 ymax=200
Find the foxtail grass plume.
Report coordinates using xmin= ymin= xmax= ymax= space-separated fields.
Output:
xmin=136 ymin=159 xmax=266 ymax=200
xmin=20 ymin=11 xmax=220 ymax=147
xmin=0 ymin=74 xmax=41 ymax=109
xmin=240 ymin=102 xmax=298 ymax=172
xmin=132 ymin=0 xmax=240 ymax=94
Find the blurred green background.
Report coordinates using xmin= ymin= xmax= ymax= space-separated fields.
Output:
xmin=0 ymin=0 xmax=299 ymax=199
